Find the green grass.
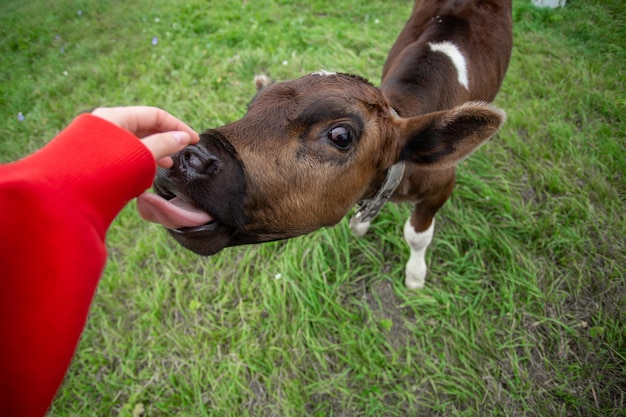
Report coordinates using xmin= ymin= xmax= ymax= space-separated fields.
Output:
xmin=1 ymin=0 xmax=625 ymax=415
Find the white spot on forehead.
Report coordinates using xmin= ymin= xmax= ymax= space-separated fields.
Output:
xmin=428 ymin=41 xmax=469 ymax=90
xmin=311 ymin=69 xmax=336 ymax=76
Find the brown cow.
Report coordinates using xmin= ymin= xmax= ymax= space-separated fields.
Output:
xmin=138 ymin=0 xmax=513 ymax=288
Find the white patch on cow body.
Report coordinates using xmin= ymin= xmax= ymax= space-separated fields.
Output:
xmin=311 ymin=69 xmax=336 ymax=76
xmin=428 ymin=41 xmax=469 ymax=90
xmin=403 ymin=218 xmax=435 ymax=289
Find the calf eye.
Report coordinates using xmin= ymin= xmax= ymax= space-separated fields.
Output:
xmin=328 ymin=126 xmax=353 ymax=150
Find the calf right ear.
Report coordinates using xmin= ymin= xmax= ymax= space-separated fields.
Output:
xmin=397 ymin=101 xmax=506 ymax=170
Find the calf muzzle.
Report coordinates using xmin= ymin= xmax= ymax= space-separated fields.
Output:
xmin=148 ymin=130 xmax=248 ymax=255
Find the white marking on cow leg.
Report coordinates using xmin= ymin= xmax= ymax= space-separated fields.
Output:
xmin=311 ymin=69 xmax=336 ymax=76
xmin=403 ymin=218 xmax=435 ymax=289
xmin=351 ymin=220 xmax=371 ymax=237
xmin=428 ymin=41 xmax=469 ymax=90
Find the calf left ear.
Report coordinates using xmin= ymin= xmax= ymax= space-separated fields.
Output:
xmin=254 ymin=74 xmax=271 ymax=90
xmin=397 ymin=101 xmax=506 ymax=170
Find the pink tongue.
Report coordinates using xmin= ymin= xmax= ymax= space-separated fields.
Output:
xmin=137 ymin=192 xmax=213 ymax=230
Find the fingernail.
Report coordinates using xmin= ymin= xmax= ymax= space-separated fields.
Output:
xmin=173 ymin=131 xmax=191 ymax=145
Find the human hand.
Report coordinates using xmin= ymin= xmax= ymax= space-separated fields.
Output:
xmin=91 ymin=106 xmax=200 ymax=168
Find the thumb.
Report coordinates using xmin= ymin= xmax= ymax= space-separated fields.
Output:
xmin=141 ymin=131 xmax=192 ymax=167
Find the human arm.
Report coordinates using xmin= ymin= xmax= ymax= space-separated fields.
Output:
xmin=0 ymin=107 xmax=198 ymax=417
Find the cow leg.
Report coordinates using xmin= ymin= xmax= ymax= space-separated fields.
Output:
xmin=403 ymin=215 xmax=435 ymax=289
xmin=403 ymin=175 xmax=455 ymax=289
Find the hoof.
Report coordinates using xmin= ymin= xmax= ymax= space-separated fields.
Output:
xmin=404 ymin=277 xmax=425 ymax=289
xmin=351 ymin=220 xmax=370 ymax=237
xmin=404 ymin=254 xmax=427 ymax=289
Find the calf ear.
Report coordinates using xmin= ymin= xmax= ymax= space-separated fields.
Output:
xmin=397 ymin=101 xmax=506 ymax=169
xmin=254 ymin=74 xmax=271 ymax=90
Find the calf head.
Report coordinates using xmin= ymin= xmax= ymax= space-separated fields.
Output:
xmin=138 ymin=72 xmax=505 ymax=255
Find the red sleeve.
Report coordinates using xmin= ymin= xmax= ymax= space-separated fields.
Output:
xmin=0 ymin=114 xmax=156 ymax=417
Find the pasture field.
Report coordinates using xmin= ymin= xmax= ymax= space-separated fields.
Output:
xmin=1 ymin=0 xmax=624 ymax=415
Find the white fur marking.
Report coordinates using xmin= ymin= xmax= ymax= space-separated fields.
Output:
xmin=428 ymin=41 xmax=469 ymax=90
xmin=311 ymin=69 xmax=336 ymax=76
xmin=403 ymin=219 xmax=435 ymax=289
xmin=351 ymin=220 xmax=371 ymax=237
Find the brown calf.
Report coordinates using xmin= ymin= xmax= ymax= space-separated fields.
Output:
xmin=138 ymin=0 xmax=513 ymax=288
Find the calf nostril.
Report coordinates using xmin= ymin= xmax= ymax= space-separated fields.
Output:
xmin=203 ymin=157 xmax=220 ymax=175
xmin=182 ymin=149 xmax=221 ymax=175
xmin=183 ymin=151 xmax=201 ymax=171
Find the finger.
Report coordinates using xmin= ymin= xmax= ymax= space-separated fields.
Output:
xmin=92 ymin=106 xmax=200 ymax=143
xmin=141 ymin=131 xmax=192 ymax=162
xmin=135 ymin=107 xmax=200 ymax=141
xmin=157 ymin=156 xmax=174 ymax=169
